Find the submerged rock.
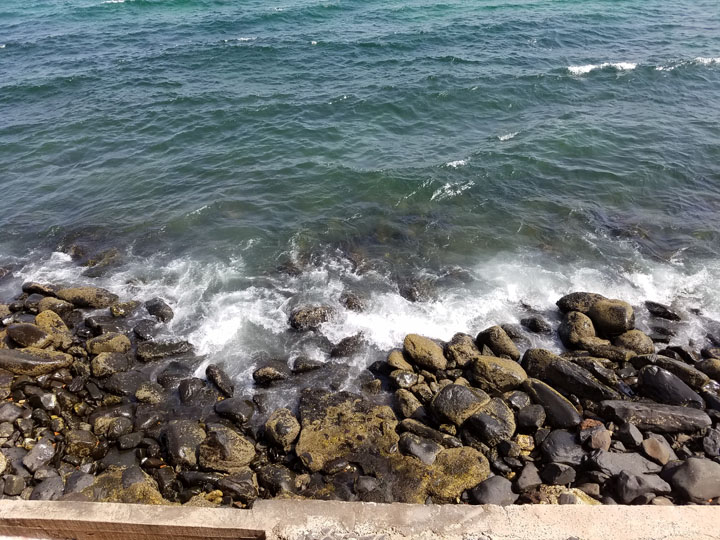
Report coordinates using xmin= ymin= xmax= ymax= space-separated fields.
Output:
xmin=289 ymin=306 xmax=332 ymax=331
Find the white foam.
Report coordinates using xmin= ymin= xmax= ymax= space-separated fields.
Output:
xmin=224 ymin=37 xmax=256 ymax=43
xmin=430 ymin=181 xmax=473 ymax=201
xmin=695 ymin=57 xmax=720 ymax=65
xmin=498 ymin=132 xmax=518 ymax=141
xmin=445 ymin=159 xmax=468 ymax=168
xmin=0 ymin=45 xmax=5 ymax=49
xmin=102 ymin=0 xmax=125 ymax=4
xmin=568 ymin=62 xmax=637 ymax=75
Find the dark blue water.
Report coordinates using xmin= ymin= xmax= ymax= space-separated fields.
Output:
xmin=2 ymin=0 xmax=720 ymax=394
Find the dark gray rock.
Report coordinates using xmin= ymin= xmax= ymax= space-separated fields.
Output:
xmin=289 ymin=306 xmax=332 ymax=331
xmin=397 ymin=419 xmax=463 ymax=448
xmin=0 ymin=403 xmax=23 ymax=423
xmin=523 ymin=378 xmax=581 ymax=429
xmin=291 ymin=357 xmax=324 ymax=374
xmin=476 ymin=326 xmax=520 ymax=361
xmin=431 ymin=384 xmax=490 ymax=426
xmin=330 ymin=333 xmax=365 ymax=358
xmin=666 ymin=457 xmax=720 ymax=503
xmin=137 ymin=340 xmax=193 ymax=362
xmin=541 ymin=463 xmax=576 ymax=485
xmin=29 ymin=475 xmax=64 ymax=501
xmin=252 ymin=365 xmax=289 ymax=386
xmin=545 ymin=358 xmax=621 ymax=401
xmin=217 ymin=470 xmax=258 ymax=505
xmin=615 ymin=471 xmax=671 ymax=504
xmin=398 ymin=432 xmax=442 ymax=465
xmin=517 ymin=404 xmax=545 ymax=430
xmin=215 ymin=397 xmax=254 ymax=426
xmin=589 ymin=449 xmax=661 ymax=476
xmin=464 ymin=398 xmax=516 ymax=447
xmin=257 ymin=463 xmax=296 ymax=496
xmin=6 ymin=323 xmax=51 ymax=348
xmin=515 ymin=463 xmax=542 ymax=492
xmin=639 ymin=366 xmax=704 ymax=408
xmin=22 ymin=439 xmax=55 ymax=473
xmin=470 ymin=476 xmax=518 ymax=505
xmin=645 ymin=301 xmax=680 ymax=321
xmin=600 ymin=400 xmax=711 ymax=433
xmin=703 ymin=428 xmax=720 ymax=458
xmin=616 ymin=422 xmax=643 ymax=448
xmin=157 ymin=362 xmax=193 ymax=389
xmin=206 ymin=364 xmax=234 ymax=397
xmin=165 ymin=420 xmax=206 ymax=468
xmin=540 ymin=430 xmax=586 ymax=466
xmin=520 ymin=316 xmax=553 ymax=335
xmin=145 ymin=298 xmax=174 ymax=322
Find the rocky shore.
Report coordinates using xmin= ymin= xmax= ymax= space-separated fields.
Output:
xmin=0 ymin=279 xmax=719 ymax=509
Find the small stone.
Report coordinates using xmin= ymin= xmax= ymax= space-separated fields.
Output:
xmin=541 ymin=430 xmax=586 ymax=466
xmin=588 ymin=429 xmax=612 ymax=452
xmin=4 ymin=475 xmax=25 ymax=496
xmin=515 ymin=463 xmax=542 ymax=492
xmin=616 ymin=471 xmax=671 ymax=504
xmin=614 ymin=330 xmax=654 ymax=355
xmin=135 ymin=382 xmax=166 ymax=404
xmin=556 ymin=292 xmax=606 ymax=314
xmin=22 ymin=439 xmax=56 ymax=473
xmin=398 ymin=432 xmax=443 ymax=465
xmin=215 ymin=397 xmax=254 ymax=425
xmin=30 ymin=476 xmax=64 ymax=501
xmin=558 ymin=311 xmax=595 ymax=349
xmin=166 ymin=420 xmax=206 ymax=469
xmin=65 ymin=430 xmax=99 ymax=457
xmin=91 ymin=352 xmax=130 ymax=378
xmin=616 ymin=422 xmax=643 ymax=448
xmin=523 ymin=378 xmax=581 ymax=429
xmin=589 ymin=449 xmax=661 ymax=476
xmin=469 ymin=355 xmax=527 ymax=393
xmin=703 ymin=428 xmax=720 ymax=458
xmin=395 ymin=389 xmax=424 ymax=419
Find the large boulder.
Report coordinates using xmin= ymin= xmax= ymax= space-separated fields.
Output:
xmin=403 ymin=334 xmax=447 ymax=371
xmin=556 ymin=292 xmax=605 ymax=314
xmin=587 ymin=299 xmax=634 ymax=337
xmin=600 ymin=400 xmax=711 ymax=433
xmin=666 ymin=457 xmax=720 ymax=503
xmin=6 ymin=324 xmax=52 ymax=349
xmin=638 ymin=366 xmax=704 ymax=408
xmin=476 ymin=326 xmax=520 ymax=361
xmin=198 ymin=424 xmax=256 ymax=473
xmin=0 ymin=348 xmax=73 ymax=376
xmin=558 ymin=312 xmax=595 ymax=349
xmin=295 ymin=390 xmax=399 ymax=473
xmin=444 ymin=333 xmax=481 ymax=368
xmin=613 ymin=330 xmax=654 ymax=355
xmin=56 ymin=287 xmax=119 ymax=309
xmin=431 ymin=384 xmax=490 ymax=426
xmin=469 ymin=355 xmax=527 ymax=393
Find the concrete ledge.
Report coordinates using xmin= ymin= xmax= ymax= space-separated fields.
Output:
xmin=0 ymin=499 xmax=717 ymax=540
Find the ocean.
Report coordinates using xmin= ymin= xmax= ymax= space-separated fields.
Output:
xmin=2 ymin=0 xmax=720 ymax=402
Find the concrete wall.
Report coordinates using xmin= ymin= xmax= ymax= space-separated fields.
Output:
xmin=0 ymin=499 xmax=717 ymax=540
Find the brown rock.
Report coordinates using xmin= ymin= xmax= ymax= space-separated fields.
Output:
xmin=403 ymin=334 xmax=447 ymax=371
xmin=476 ymin=326 xmax=520 ymax=361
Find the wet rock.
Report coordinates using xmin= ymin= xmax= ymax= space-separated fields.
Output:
xmin=558 ymin=312 xmax=595 ymax=349
xmin=145 ymin=298 xmax=174 ymax=323
xmin=638 ymin=366 xmax=704 ymax=408
xmin=56 ymin=287 xmax=118 ymax=309
xmin=295 ymin=390 xmax=399 ymax=473
xmin=613 ymin=330 xmax=654 ymax=355
xmin=265 ymin=408 xmax=300 ymax=450
xmin=0 ymin=348 xmax=74 ymax=376
xmin=107 ymin=417 xmax=134 ymax=440
xmin=471 ymin=476 xmax=518 ymax=505
xmin=589 ymin=449 xmax=661 ymax=476
xmin=339 ymin=292 xmax=365 ymax=312
xmin=390 ymin=370 xmax=418 ymax=389
xmin=133 ymin=320 xmax=159 ymax=341
xmin=399 ymin=432 xmax=443 ymax=465
xmin=444 ymin=333 xmax=481 ymax=368
xmin=578 ymin=338 xmax=634 ymax=363
xmin=291 ymin=356 xmax=324 ymax=374
xmin=521 ymin=348 xmax=560 ymax=380
xmin=697 ymin=359 xmax=720 ymax=382
xmin=110 ymin=301 xmax=140 ymax=318
xmin=600 ymin=400 xmax=711 ymax=433
xmin=252 ymin=365 xmax=289 ymax=386
xmin=118 ymin=432 xmax=144 ymax=450
xmin=178 ymin=378 xmax=217 ymax=407
xmin=616 ymin=471 xmax=671 ymax=504
xmin=520 ymin=316 xmax=553 ymax=335
xmin=85 ymin=315 xmax=129 ymax=336
xmin=541 ymin=430 xmax=586 ymax=466
xmin=556 ymin=292 xmax=606 ymax=314
xmin=544 ymin=358 xmax=621 ymax=401
xmin=587 ymin=299 xmax=635 ymax=337
xmin=645 ymin=301 xmax=681 ymax=321
xmin=632 ymin=354 xmax=710 ymax=390
xmin=206 ymin=364 xmax=234 ymax=397
xmin=330 ymin=333 xmax=365 ymax=358
xmin=469 ymin=355 xmax=527 ymax=393
xmin=464 ymin=398 xmax=516 ymax=447
xmin=289 ymin=306 xmax=332 ymax=331
xmin=135 ymin=382 xmax=166 ymax=404
xmin=403 ymin=334 xmax=447 ymax=371
xmin=541 ymin=463 xmax=576 ymax=485
xmin=157 ymin=362 xmax=193 ymax=389
xmin=137 ymin=340 xmax=193 ymax=362
xmin=523 ymin=378 xmax=581 ymax=429
xmin=395 ymin=389 xmax=424 ymax=419
xmin=215 ymin=397 xmax=255 ymax=426
xmin=398 ymin=419 xmax=463 ymax=448
xmin=428 ymin=447 xmax=491 ymax=502
xmin=30 ymin=476 xmax=65 ymax=501
xmin=198 ymin=424 xmax=255 ymax=474
xmin=81 ymin=468 xmax=166 ymax=505
xmin=476 ymin=326 xmax=520 ymax=361
xmin=431 ymin=384 xmax=490 ymax=426
xmin=666 ymin=458 xmax=720 ymax=503
xmin=517 ymin=404 xmax=545 ymax=430
xmin=257 ymin=463 xmax=297 ymax=496
xmin=165 ymin=420 xmax=206 ymax=469
xmin=66 ymin=430 xmax=99 ymax=458
xmin=104 ymin=370 xmax=147 ymax=397
xmin=22 ymin=439 xmax=55 ymax=473
xmin=217 ymin=469 xmax=258 ymax=505
xmin=86 ymin=333 xmax=131 ymax=355
xmin=37 ymin=297 xmax=74 ymax=318
xmin=6 ymin=323 xmax=51 ymax=349
xmin=91 ymin=352 xmax=131 ymax=378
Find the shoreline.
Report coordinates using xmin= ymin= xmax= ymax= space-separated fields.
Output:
xmin=0 ymin=275 xmax=718 ymax=509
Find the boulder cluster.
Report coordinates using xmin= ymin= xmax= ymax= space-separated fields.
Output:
xmin=0 ymin=281 xmax=719 ymax=508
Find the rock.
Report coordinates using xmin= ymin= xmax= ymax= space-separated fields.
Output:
xmin=703 ymin=428 xmax=720 ymax=458
xmin=386 ymin=349 xmax=414 ymax=372
xmin=469 ymin=355 xmax=527 ymax=393
xmin=471 ymin=476 xmax=518 ymax=505
xmin=135 ymin=382 xmax=166 ymax=404
xmin=340 ymin=292 xmax=365 ymax=312
xmin=6 ymin=323 xmax=51 ymax=349
xmin=541 ymin=430 xmax=586 ymax=466
xmin=66 ymin=430 xmax=99 ymax=457
xmin=444 ymin=333 xmax=481 ymax=368
xmin=289 ymin=306 xmax=332 ymax=331
xmin=265 ymin=408 xmax=300 ymax=450
xmin=4 ymin=475 xmax=25 ymax=496
xmin=145 ymin=298 xmax=174 ymax=322
xmin=544 ymin=358 xmax=621 ymax=401
xmin=56 ymin=287 xmax=118 ymax=309
xmin=215 ymin=398 xmax=254 ymax=426
xmin=86 ymin=333 xmax=131 ymax=355
xmin=541 ymin=463 xmax=576 ymax=485
xmin=178 ymin=378 xmax=217 ymax=408
xmin=390 ymin=370 xmax=419 ymax=389
xmin=645 ymin=301 xmax=681 ymax=321
xmin=521 ymin=348 xmax=560 ymax=380
xmin=104 ymin=370 xmax=147 ymax=397
xmin=206 ymin=364 xmax=234 ymax=397
xmin=520 ymin=316 xmax=553 ymax=335
xmin=431 ymin=384 xmax=490 ymax=426
xmin=37 ymin=297 xmax=74 ymax=318
xmin=30 ymin=476 xmax=65 ymax=501
xmin=642 ymin=437 xmax=672 ymax=465
xmin=558 ymin=312 xmax=595 ymax=349
xmin=476 ymin=326 xmax=520 ymax=361
xmin=198 ymin=424 xmax=255 ymax=474
xmin=556 ymin=292 xmax=605 ymax=314
xmin=110 ymin=301 xmax=140 ymax=318
xmin=137 ymin=340 xmax=193 ymax=362
xmin=85 ymin=315 xmax=128 ymax=335
xmin=291 ymin=356 xmax=324 ymax=374
xmin=252 ymin=365 xmax=288 ymax=386
xmin=218 ymin=469 xmax=258 ymax=505
xmin=517 ymin=404 xmax=545 ymax=430
xmin=428 ymin=447 xmax=491 ymax=502
xmin=464 ymin=398 xmax=516 ymax=447
xmin=589 ymin=449 xmax=661 ymax=476
xmin=399 ymin=432 xmax=443 ymax=465
xmin=403 ymin=334 xmax=447 ymax=371
xmin=398 ymin=419 xmax=463 ymax=448
xmin=22 ymin=439 xmax=55 ymax=473
xmin=515 ymin=463 xmax=542 ymax=491
xmin=632 ymin=354 xmax=710 ymax=390
xmin=107 ymin=417 xmax=134 ymax=440
xmin=578 ymin=337 xmax=634 ymax=363
xmin=257 ymin=464 xmax=296 ymax=496
xmin=667 ymin=457 xmax=720 ymax=503
xmin=615 ymin=471 xmax=671 ymax=504
xmin=165 ymin=420 xmax=206 ymax=468
xmin=587 ymin=299 xmax=634 ymax=337
xmin=133 ymin=320 xmax=158 ymax=341
xmin=616 ymin=422 xmax=643 ymax=448
xmin=600 ymin=400 xmax=711 ymax=433
xmin=614 ymin=330 xmax=654 ymax=355
xmin=697 ymin=359 xmax=720 ymax=382
xmin=91 ymin=352 xmax=131 ymax=378
xmin=81 ymin=468 xmax=166 ymax=505
xmin=523 ymin=378 xmax=581 ymax=429
xmin=396 ymin=389 xmax=424 ymax=419
xmin=0 ymin=402 xmax=23 ymax=423
xmin=295 ymin=390 xmax=399 ymax=473
xmin=0 ymin=348 xmax=73 ymax=376
xmin=638 ymin=366 xmax=704 ymax=408
xmin=585 ymin=428 xmax=611 ymax=452
xmin=330 ymin=333 xmax=365 ymax=358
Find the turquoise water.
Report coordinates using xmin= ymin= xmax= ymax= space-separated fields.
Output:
xmin=2 ymin=0 xmax=720 ymax=392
